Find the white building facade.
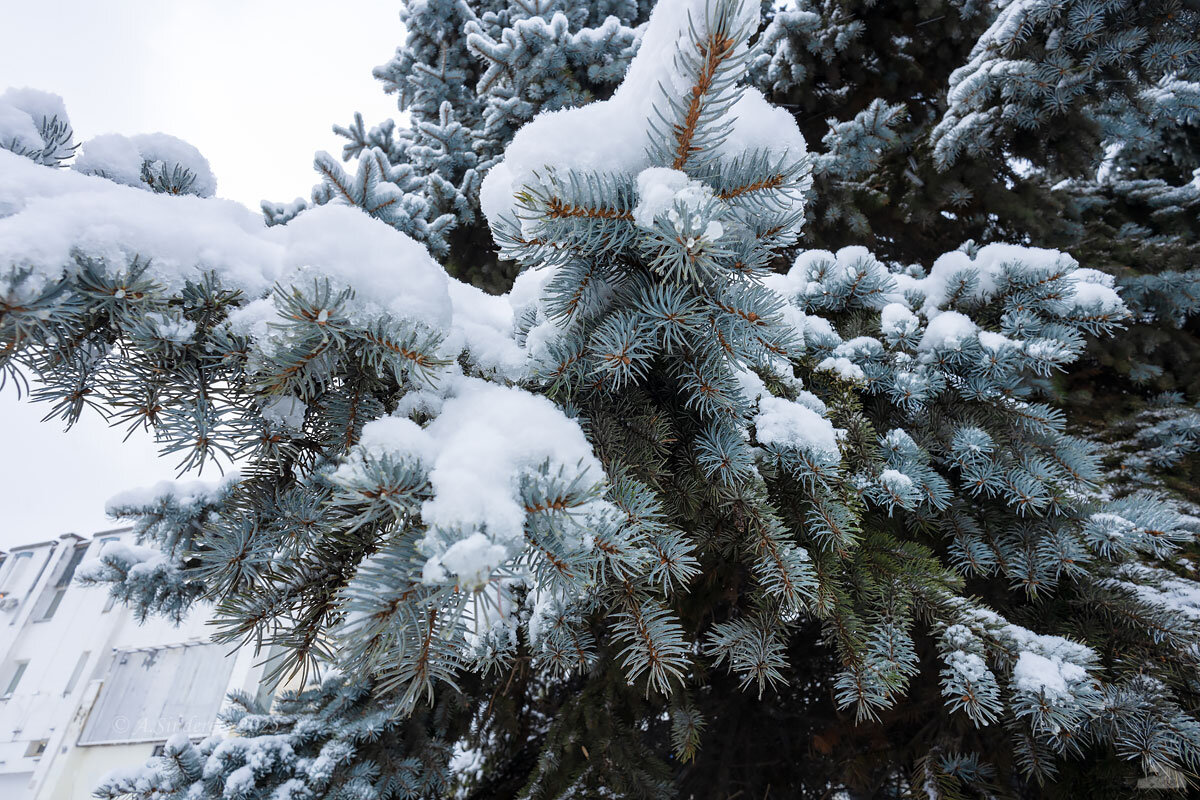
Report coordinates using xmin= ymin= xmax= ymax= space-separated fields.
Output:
xmin=0 ymin=528 xmax=267 ymax=799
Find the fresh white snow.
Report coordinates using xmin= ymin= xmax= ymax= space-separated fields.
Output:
xmin=74 ymin=132 xmax=217 ymax=197
xmin=336 ymin=376 xmax=608 ymax=590
xmin=480 ymin=0 xmax=808 ymax=231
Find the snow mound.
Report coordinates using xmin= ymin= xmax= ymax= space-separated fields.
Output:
xmin=754 ymin=394 xmax=842 ymax=458
xmin=0 ymin=88 xmax=69 ymax=155
xmin=0 ymin=150 xmax=453 ymax=331
xmin=74 ymin=132 xmax=217 ymax=197
xmin=335 ymin=377 xmax=608 ymax=590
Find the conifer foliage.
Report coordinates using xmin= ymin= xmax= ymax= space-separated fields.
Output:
xmin=2 ymin=1 xmax=1200 ymax=798
xmin=94 ymin=678 xmax=458 ymax=800
xmin=753 ymin=0 xmax=1200 ymax=399
xmin=281 ymin=0 xmax=651 ymax=288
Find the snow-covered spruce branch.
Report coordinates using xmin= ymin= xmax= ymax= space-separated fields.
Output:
xmin=4 ymin=0 xmax=1200 ymax=796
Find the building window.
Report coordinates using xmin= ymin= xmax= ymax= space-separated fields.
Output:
xmin=64 ymin=651 xmax=90 ymax=696
xmin=0 ymin=551 xmax=33 ymax=594
xmin=3 ymin=661 xmax=28 ymax=697
xmin=23 ymin=739 xmax=47 ymax=758
xmin=79 ymin=644 xmax=237 ymax=745
xmin=39 ymin=588 xmax=66 ymax=621
xmin=35 ymin=543 xmax=88 ymax=622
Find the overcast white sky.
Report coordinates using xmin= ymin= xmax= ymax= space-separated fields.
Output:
xmin=0 ymin=1 xmax=405 ymax=548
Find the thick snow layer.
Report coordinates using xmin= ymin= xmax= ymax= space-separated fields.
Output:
xmin=73 ymin=134 xmax=147 ymax=186
xmin=282 ymin=205 xmax=453 ymax=330
xmin=880 ymin=302 xmax=919 ymax=337
xmin=764 ymin=247 xmax=893 ymax=310
xmin=445 ymin=279 xmax=526 ymax=379
xmin=794 ymin=389 xmax=826 ymax=415
xmin=1070 ymin=268 xmax=1123 ymax=310
xmin=634 ymin=168 xmax=693 ymax=228
xmin=0 ymin=88 xmax=69 ymax=153
xmin=733 ymin=365 xmax=770 ymax=405
xmin=75 ymin=541 xmax=167 ymax=585
xmin=0 ymin=102 xmax=44 ymax=155
xmin=879 ymin=469 xmax=914 ymax=493
xmin=754 ymin=394 xmax=841 ymax=457
xmin=2 ymin=88 xmax=69 ymax=126
xmin=1012 ymin=651 xmax=1088 ymax=701
xmin=338 ymin=377 xmax=606 ymax=589
xmin=893 ymin=243 xmax=1126 ymax=318
xmin=817 ymin=356 xmax=866 ymax=381
xmin=1 ymin=148 xmax=274 ymax=292
xmin=480 ymin=0 xmax=807 ymax=228
xmin=128 ymin=133 xmax=217 ymax=197
xmin=977 ymin=330 xmax=1015 ymax=353
xmin=918 ymin=310 xmax=978 ymax=351
xmin=632 ymin=167 xmax=723 ymax=241
xmin=105 ymin=473 xmax=240 ymax=516
xmin=799 ymin=313 xmax=841 ymax=348
xmin=736 ymin=365 xmax=836 ymax=448
xmin=74 ymin=132 xmax=218 ymax=198
xmin=763 ymin=249 xmax=831 ymax=301
xmin=0 ymin=150 xmax=454 ymax=331
xmin=0 ymin=148 xmax=546 ymax=378
xmin=351 ymin=414 xmax=437 ymax=462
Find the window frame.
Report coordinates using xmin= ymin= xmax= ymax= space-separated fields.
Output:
xmin=3 ymin=660 xmax=29 ymax=698
xmin=64 ymin=650 xmax=90 ymax=696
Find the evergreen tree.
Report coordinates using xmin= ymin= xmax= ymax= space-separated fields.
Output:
xmin=751 ymin=0 xmax=1200 ymax=423
xmin=274 ymin=0 xmax=651 ymax=290
xmin=295 ymin=0 xmax=1199 ymax=400
xmin=94 ymin=678 xmax=461 ymax=800
xmin=2 ymin=0 xmax=1200 ymax=797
